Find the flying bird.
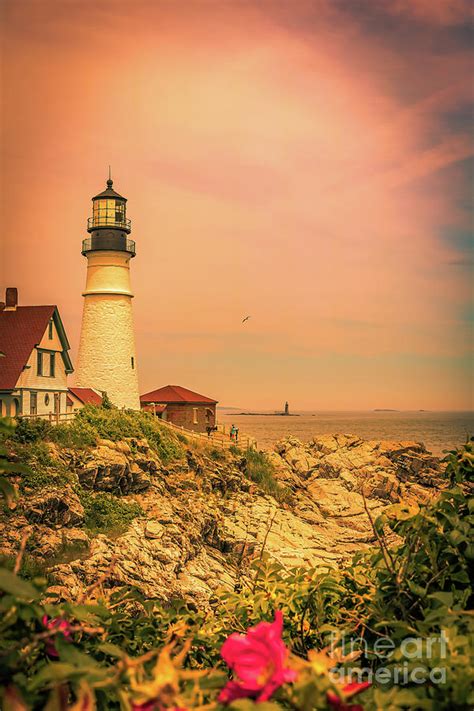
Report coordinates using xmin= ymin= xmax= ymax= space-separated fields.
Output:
xmin=242 ymin=316 xmax=251 ymax=323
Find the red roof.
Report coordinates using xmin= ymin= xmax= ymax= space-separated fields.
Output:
xmin=0 ymin=306 xmax=56 ymax=389
xmin=68 ymin=388 xmax=103 ymax=406
xmin=140 ymin=385 xmax=217 ymax=405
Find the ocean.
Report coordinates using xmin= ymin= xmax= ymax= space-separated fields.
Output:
xmin=218 ymin=410 xmax=474 ymax=456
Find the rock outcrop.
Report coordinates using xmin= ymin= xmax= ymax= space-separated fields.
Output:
xmin=0 ymin=433 xmax=444 ymax=606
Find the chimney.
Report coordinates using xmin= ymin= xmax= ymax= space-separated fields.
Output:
xmin=5 ymin=287 xmax=18 ymax=311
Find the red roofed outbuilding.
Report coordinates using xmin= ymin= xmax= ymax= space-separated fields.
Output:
xmin=140 ymin=385 xmax=218 ymax=433
xmin=67 ymin=387 xmax=103 ymax=413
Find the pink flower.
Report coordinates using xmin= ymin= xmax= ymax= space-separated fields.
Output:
xmin=327 ymin=681 xmax=371 ymax=710
xmin=218 ymin=610 xmax=297 ymax=704
xmin=42 ymin=615 xmax=73 ymax=658
xmin=131 ymin=706 xmax=187 ymax=711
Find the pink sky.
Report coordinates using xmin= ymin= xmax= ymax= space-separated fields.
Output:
xmin=1 ymin=0 xmax=472 ymax=410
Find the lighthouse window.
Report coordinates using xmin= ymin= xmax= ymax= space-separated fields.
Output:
xmin=131 ymin=356 xmax=134 ymax=369
xmin=115 ymin=201 xmax=125 ymax=222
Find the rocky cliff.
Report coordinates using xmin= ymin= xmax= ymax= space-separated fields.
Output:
xmin=0 ymin=430 xmax=444 ymax=606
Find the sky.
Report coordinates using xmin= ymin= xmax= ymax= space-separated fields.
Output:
xmin=0 ymin=0 xmax=472 ymax=410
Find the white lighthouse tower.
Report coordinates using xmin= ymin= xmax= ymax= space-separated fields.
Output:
xmin=75 ymin=176 xmax=140 ymax=409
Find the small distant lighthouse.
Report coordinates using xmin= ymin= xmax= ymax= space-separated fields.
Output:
xmin=75 ymin=175 xmax=140 ymax=409
xmin=284 ymin=401 xmax=289 ymax=415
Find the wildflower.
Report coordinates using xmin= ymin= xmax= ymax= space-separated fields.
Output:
xmin=42 ymin=615 xmax=72 ymax=658
xmin=327 ymin=681 xmax=371 ymax=710
xmin=218 ymin=610 xmax=297 ymax=703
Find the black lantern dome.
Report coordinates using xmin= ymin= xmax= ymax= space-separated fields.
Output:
xmin=82 ymin=176 xmax=135 ymax=257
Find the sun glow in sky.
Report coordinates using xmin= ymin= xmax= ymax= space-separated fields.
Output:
xmin=1 ymin=0 xmax=472 ymax=410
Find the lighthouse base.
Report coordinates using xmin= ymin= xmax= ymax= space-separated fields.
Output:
xmin=75 ymin=294 xmax=140 ymax=410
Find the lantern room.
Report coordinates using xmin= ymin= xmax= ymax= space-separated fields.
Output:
xmin=87 ymin=178 xmax=131 ymax=234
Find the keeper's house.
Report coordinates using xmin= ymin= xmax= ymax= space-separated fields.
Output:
xmin=140 ymin=385 xmax=217 ymax=433
xmin=0 ymin=288 xmax=73 ymax=418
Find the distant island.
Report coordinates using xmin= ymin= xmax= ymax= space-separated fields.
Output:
xmin=236 ymin=401 xmax=300 ymax=416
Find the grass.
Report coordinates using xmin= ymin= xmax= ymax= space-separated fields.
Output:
xmin=11 ymin=407 xmax=186 ymax=465
xmin=209 ymin=448 xmax=226 ymax=461
xmin=75 ymin=407 xmax=185 ymax=464
xmin=13 ymin=441 xmax=71 ymax=492
xmin=0 ymin=553 xmax=48 ymax=581
xmin=48 ymin=420 xmax=97 ymax=449
xmin=79 ymin=490 xmax=143 ymax=535
xmin=241 ymin=449 xmax=292 ymax=504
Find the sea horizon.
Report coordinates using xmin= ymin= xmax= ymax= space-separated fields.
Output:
xmin=217 ymin=409 xmax=473 ymax=456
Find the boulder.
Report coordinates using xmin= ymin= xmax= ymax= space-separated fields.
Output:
xmin=23 ymin=487 xmax=84 ymax=527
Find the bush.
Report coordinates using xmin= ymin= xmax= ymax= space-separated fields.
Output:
xmin=76 ymin=406 xmax=184 ymax=464
xmin=79 ymin=491 xmax=142 ymax=534
xmin=242 ymin=448 xmax=291 ymax=503
xmin=12 ymin=417 xmax=52 ymax=444
xmin=443 ymin=436 xmax=474 ymax=484
xmin=209 ymin=447 xmax=226 ymax=461
xmin=48 ymin=419 xmax=97 ymax=449
xmin=0 ymin=466 xmax=473 ymax=709
xmin=14 ymin=442 xmax=70 ymax=492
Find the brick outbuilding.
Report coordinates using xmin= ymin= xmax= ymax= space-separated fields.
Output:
xmin=140 ymin=385 xmax=217 ymax=433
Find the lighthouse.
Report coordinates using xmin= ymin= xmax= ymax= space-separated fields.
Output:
xmin=75 ymin=176 xmax=140 ymax=409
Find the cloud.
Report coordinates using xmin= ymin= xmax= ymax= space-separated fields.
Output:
xmin=387 ymin=0 xmax=472 ymax=25
xmin=1 ymin=0 xmax=472 ymax=408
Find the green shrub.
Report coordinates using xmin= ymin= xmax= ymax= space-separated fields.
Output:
xmin=0 ymin=469 xmax=472 ymax=710
xmin=12 ymin=417 xmax=52 ymax=444
xmin=209 ymin=447 xmax=226 ymax=461
xmin=48 ymin=419 xmax=97 ymax=449
xmin=80 ymin=491 xmax=142 ymax=534
xmin=76 ymin=406 xmax=184 ymax=464
xmin=242 ymin=448 xmax=290 ymax=503
xmin=14 ymin=442 xmax=70 ymax=492
xmin=443 ymin=435 xmax=474 ymax=484
xmin=0 ymin=553 xmax=47 ymax=581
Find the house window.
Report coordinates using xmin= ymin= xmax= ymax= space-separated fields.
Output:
xmin=37 ymin=350 xmax=55 ymax=377
xmin=131 ymin=356 xmax=134 ymax=369
xmin=37 ymin=351 xmax=43 ymax=376
xmin=30 ymin=392 xmax=37 ymax=415
xmin=48 ymin=320 xmax=53 ymax=339
xmin=44 ymin=394 xmax=50 ymax=406
xmin=193 ymin=407 xmax=198 ymax=425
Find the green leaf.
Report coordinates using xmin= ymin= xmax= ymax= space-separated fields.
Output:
xmin=0 ymin=568 xmax=39 ymax=600
xmin=29 ymin=662 xmax=79 ymax=690
xmin=97 ymin=642 xmax=124 ymax=658
xmin=428 ymin=591 xmax=453 ymax=607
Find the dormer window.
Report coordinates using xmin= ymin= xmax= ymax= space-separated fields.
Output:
xmin=37 ymin=350 xmax=55 ymax=377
